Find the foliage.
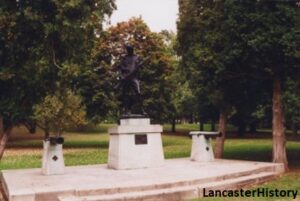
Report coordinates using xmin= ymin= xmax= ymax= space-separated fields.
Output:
xmin=283 ymin=78 xmax=300 ymax=130
xmin=177 ymin=0 xmax=300 ymax=132
xmin=177 ymin=0 xmax=234 ymax=121
xmin=240 ymin=0 xmax=300 ymax=76
xmin=0 ymin=0 xmax=116 ymax=130
xmin=159 ymin=30 xmax=198 ymax=123
xmin=75 ymin=65 xmax=117 ymax=122
xmin=172 ymin=82 xmax=197 ymax=120
xmin=33 ymin=89 xmax=86 ymax=136
xmin=92 ymin=17 xmax=174 ymax=122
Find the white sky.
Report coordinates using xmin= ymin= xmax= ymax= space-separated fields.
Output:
xmin=106 ymin=0 xmax=179 ymax=32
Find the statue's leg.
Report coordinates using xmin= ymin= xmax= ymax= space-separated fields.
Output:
xmin=122 ymin=81 xmax=131 ymax=115
xmin=132 ymin=79 xmax=146 ymax=115
xmin=132 ymin=79 xmax=141 ymax=94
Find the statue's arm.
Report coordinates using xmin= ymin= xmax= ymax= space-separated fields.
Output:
xmin=137 ymin=57 xmax=144 ymax=67
xmin=137 ymin=56 xmax=150 ymax=68
xmin=116 ymin=60 xmax=124 ymax=71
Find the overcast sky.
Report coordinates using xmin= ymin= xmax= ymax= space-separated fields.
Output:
xmin=106 ymin=0 xmax=179 ymax=32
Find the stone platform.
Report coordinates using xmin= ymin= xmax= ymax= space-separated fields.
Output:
xmin=1 ymin=158 xmax=284 ymax=201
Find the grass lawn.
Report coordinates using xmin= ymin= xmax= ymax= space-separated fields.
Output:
xmin=163 ymin=123 xmax=237 ymax=132
xmin=1 ymin=124 xmax=299 ymax=200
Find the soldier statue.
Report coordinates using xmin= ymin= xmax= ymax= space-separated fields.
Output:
xmin=116 ymin=44 xmax=146 ymax=116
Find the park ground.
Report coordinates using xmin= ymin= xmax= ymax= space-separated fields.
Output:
xmin=0 ymin=124 xmax=299 ymax=201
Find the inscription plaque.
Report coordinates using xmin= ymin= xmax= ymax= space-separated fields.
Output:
xmin=135 ymin=134 xmax=148 ymax=145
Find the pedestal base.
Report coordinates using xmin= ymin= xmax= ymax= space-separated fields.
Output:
xmin=42 ymin=141 xmax=65 ymax=175
xmin=190 ymin=134 xmax=214 ymax=162
xmin=108 ymin=118 xmax=165 ymax=169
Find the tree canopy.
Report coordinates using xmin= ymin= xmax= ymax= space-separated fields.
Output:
xmin=0 ymin=0 xmax=115 ymax=126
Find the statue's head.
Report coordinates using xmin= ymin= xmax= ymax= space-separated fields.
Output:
xmin=125 ymin=44 xmax=134 ymax=56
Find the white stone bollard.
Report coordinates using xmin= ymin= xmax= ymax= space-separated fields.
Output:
xmin=42 ymin=139 xmax=65 ymax=175
xmin=189 ymin=131 xmax=220 ymax=162
xmin=108 ymin=118 xmax=165 ymax=170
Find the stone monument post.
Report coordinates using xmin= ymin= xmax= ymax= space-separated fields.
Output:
xmin=42 ymin=137 xmax=65 ymax=175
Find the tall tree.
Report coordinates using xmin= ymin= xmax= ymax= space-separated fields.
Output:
xmin=177 ymin=0 xmax=235 ymax=158
xmin=159 ymin=30 xmax=198 ymax=132
xmin=241 ymin=0 xmax=300 ymax=169
xmin=177 ymin=0 xmax=299 ymax=169
xmin=0 ymin=0 xmax=115 ymax=159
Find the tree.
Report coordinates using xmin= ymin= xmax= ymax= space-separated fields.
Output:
xmin=159 ymin=30 xmax=198 ymax=132
xmin=75 ymin=62 xmax=117 ymax=123
xmin=177 ymin=0 xmax=299 ymax=169
xmin=177 ymin=0 xmax=235 ymax=158
xmin=229 ymin=79 xmax=269 ymax=136
xmin=239 ymin=0 xmax=300 ymax=169
xmin=171 ymin=81 xmax=198 ymax=131
xmin=92 ymin=18 xmax=174 ymax=122
xmin=33 ymin=89 xmax=86 ymax=138
xmin=0 ymin=0 xmax=116 ymax=159
xmin=283 ymin=79 xmax=300 ymax=134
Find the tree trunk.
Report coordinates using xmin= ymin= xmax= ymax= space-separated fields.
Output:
xmin=24 ymin=121 xmax=36 ymax=134
xmin=0 ymin=116 xmax=3 ymax=134
xmin=272 ymin=77 xmax=288 ymax=170
xmin=200 ymin=122 xmax=204 ymax=131
xmin=0 ymin=127 xmax=12 ymax=160
xmin=291 ymin=122 xmax=298 ymax=135
xmin=215 ymin=110 xmax=227 ymax=158
xmin=249 ymin=122 xmax=257 ymax=133
xmin=171 ymin=118 xmax=176 ymax=133
xmin=211 ymin=120 xmax=215 ymax=131
xmin=238 ymin=121 xmax=246 ymax=137
xmin=44 ymin=130 xmax=50 ymax=139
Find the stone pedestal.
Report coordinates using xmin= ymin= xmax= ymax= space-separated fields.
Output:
xmin=42 ymin=141 xmax=65 ymax=175
xmin=108 ymin=118 xmax=165 ymax=170
xmin=189 ymin=131 xmax=219 ymax=162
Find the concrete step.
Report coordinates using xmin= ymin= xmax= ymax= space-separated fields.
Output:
xmin=73 ymin=164 xmax=280 ymax=198
xmin=59 ymin=186 xmax=198 ymax=201
xmin=198 ymin=171 xmax=278 ymax=192
xmin=59 ymin=172 xmax=278 ymax=201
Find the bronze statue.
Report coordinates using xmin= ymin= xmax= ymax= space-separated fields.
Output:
xmin=116 ymin=45 xmax=146 ymax=116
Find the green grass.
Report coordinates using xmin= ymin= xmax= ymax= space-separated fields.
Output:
xmin=0 ymin=154 xmax=41 ymax=170
xmin=1 ymin=124 xmax=300 ymax=200
xmin=2 ymin=131 xmax=300 ymax=170
xmin=163 ymin=123 xmax=205 ymax=131
xmin=163 ymin=123 xmax=237 ymax=132
xmin=67 ymin=123 xmax=116 ymax=133
xmin=1 ymin=135 xmax=192 ymax=170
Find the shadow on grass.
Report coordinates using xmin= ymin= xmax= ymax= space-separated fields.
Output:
xmin=7 ymin=140 xmax=109 ymax=149
xmin=67 ymin=124 xmax=116 ymax=134
xmin=64 ymin=141 xmax=109 ymax=149
xmin=223 ymin=146 xmax=300 ymax=170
